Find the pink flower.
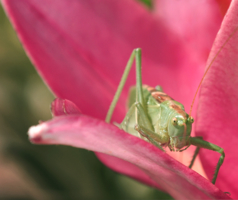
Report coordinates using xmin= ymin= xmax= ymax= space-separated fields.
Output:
xmin=2 ymin=0 xmax=237 ymax=198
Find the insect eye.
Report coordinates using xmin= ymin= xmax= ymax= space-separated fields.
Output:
xmin=172 ymin=117 xmax=178 ymax=125
xmin=188 ymin=117 xmax=194 ymax=123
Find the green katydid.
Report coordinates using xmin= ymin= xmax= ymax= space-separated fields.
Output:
xmin=105 ymin=28 xmax=238 ymax=184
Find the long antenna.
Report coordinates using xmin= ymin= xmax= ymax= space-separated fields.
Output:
xmin=189 ymin=26 xmax=238 ymax=117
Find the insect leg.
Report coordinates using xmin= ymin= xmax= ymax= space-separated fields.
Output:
xmin=189 ymin=137 xmax=225 ymax=184
xmin=135 ymin=48 xmax=146 ymax=109
xmin=134 ymin=49 xmax=157 ymax=135
xmin=105 ymin=50 xmax=136 ymax=123
xmin=134 ymin=49 xmax=154 ymax=131
xmin=135 ymin=102 xmax=153 ymax=131
xmin=134 ymin=124 xmax=165 ymax=151
xmin=188 ymin=136 xmax=202 ymax=169
xmin=188 ymin=146 xmax=200 ymax=169
xmin=133 ymin=50 xmax=166 ymax=151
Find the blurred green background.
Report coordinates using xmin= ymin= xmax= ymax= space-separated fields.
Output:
xmin=0 ymin=2 xmax=173 ymax=200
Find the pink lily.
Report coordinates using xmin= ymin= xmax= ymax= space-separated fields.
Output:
xmin=2 ymin=0 xmax=237 ymax=199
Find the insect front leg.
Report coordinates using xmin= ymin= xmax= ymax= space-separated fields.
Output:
xmin=134 ymin=123 xmax=166 ymax=152
xmin=188 ymin=136 xmax=202 ymax=169
xmin=105 ymin=50 xmax=136 ymax=123
xmin=188 ymin=146 xmax=200 ymax=169
xmin=189 ymin=137 xmax=225 ymax=184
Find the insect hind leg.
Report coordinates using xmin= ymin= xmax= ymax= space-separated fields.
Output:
xmin=133 ymin=49 xmax=155 ymax=133
xmin=105 ymin=48 xmax=145 ymax=123
xmin=135 ymin=49 xmax=146 ymax=109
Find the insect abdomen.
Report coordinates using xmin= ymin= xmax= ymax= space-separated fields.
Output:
xmin=145 ymin=86 xmax=174 ymax=103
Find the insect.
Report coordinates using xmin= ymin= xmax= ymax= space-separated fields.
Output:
xmin=105 ymin=28 xmax=238 ymax=185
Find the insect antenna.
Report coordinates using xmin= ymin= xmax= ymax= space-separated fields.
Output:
xmin=189 ymin=26 xmax=238 ymax=117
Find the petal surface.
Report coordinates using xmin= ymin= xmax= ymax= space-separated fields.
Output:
xmin=2 ymin=0 xmax=221 ymax=123
xmin=196 ymin=0 xmax=238 ymax=198
xmin=50 ymin=98 xmax=163 ymax=186
xmin=51 ymin=98 xmax=81 ymax=116
xmin=216 ymin=0 xmax=231 ymax=16
xmin=28 ymin=115 xmax=230 ymax=199
xmin=2 ymin=0 xmax=231 ymax=192
xmin=50 ymin=98 xmax=160 ymax=186
xmin=153 ymin=0 xmax=223 ymax=63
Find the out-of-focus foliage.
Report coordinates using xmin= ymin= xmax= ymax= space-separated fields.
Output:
xmin=0 ymin=4 xmax=173 ymax=200
xmin=138 ymin=0 xmax=153 ymax=9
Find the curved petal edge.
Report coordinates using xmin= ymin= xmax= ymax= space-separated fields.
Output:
xmin=28 ymin=115 xmax=230 ymax=199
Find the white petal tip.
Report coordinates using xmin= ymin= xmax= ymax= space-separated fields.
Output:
xmin=28 ymin=124 xmax=48 ymax=143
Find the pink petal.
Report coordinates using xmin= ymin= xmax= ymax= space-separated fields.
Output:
xmin=2 ymin=0 xmax=219 ymax=122
xmin=51 ymin=98 xmax=81 ymax=116
xmin=196 ymin=0 xmax=238 ymax=198
xmin=2 ymin=0 xmax=231 ymax=192
xmin=216 ymin=0 xmax=231 ymax=16
xmin=153 ymin=0 xmax=223 ymax=63
xmin=2 ymin=1 xmax=220 ymax=172
xmin=50 ymin=98 xmax=159 ymax=187
xmin=95 ymin=152 xmax=160 ymax=188
xmin=28 ymin=115 xmax=230 ymax=199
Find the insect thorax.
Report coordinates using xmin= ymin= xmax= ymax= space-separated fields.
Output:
xmin=121 ymin=85 xmax=193 ymax=151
